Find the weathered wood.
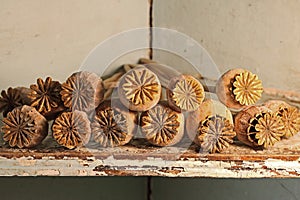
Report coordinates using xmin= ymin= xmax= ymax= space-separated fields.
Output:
xmin=0 ymin=133 xmax=300 ymax=177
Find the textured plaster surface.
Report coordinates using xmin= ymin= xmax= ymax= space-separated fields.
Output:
xmin=0 ymin=0 xmax=149 ymax=89
xmin=153 ymin=0 xmax=300 ymax=92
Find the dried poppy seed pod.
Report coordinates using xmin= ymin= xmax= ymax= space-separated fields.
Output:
xmin=16 ymin=87 xmax=32 ymax=105
xmin=186 ymin=99 xmax=235 ymax=153
xmin=234 ymin=106 xmax=285 ymax=149
xmin=216 ymin=69 xmax=263 ymax=110
xmin=100 ymin=64 xmax=143 ymax=101
xmin=0 ymin=87 xmax=31 ymax=117
xmin=118 ymin=66 xmax=162 ymax=111
xmin=140 ymin=102 xmax=184 ymax=147
xmin=61 ymin=71 xmax=104 ymax=113
xmin=263 ymin=100 xmax=290 ymax=111
xmin=1 ymin=105 xmax=48 ymax=148
xmin=145 ymin=63 xmax=205 ymax=112
xmin=52 ymin=110 xmax=91 ymax=149
xmin=167 ymin=74 xmax=205 ymax=112
xmin=29 ymin=77 xmax=66 ymax=120
xmin=263 ymin=100 xmax=300 ymax=139
xmin=91 ymin=100 xmax=137 ymax=147
xmin=198 ymin=115 xmax=236 ymax=153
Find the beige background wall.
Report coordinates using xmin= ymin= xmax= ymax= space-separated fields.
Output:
xmin=2 ymin=0 xmax=299 ymax=92
xmin=0 ymin=0 xmax=149 ymax=89
xmin=153 ymin=0 xmax=300 ymax=92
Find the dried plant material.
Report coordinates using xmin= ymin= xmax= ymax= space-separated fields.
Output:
xmin=16 ymin=87 xmax=32 ymax=105
xmin=103 ymin=88 xmax=114 ymax=100
xmin=144 ymin=63 xmax=205 ymax=112
xmin=1 ymin=105 xmax=48 ymax=148
xmin=216 ymin=69 xmax=263 ymax=110
xmin=232 ymin=71 xmax=263 ymax=105
xmin=167 ymin=75 xmax=205 ymax=112
xmin=103 ymin=81 xmax=118 ymax=89
xmin=234 ymin=106 xmax=284 ymax=149
xmin=101 ymin=64 xmax=140 ymax=100
xmin=123 ymin=64 xmax=138 ymax=72
xmin=118 ymin=66 xmax=161 ymax=111
xmin=235 ymin=106 xmax=262 ymax=148
xmin=29 ymin=77 xmax=61 ymax=112
xmin=102 ymin=72 xmax=123 ymax=89
xmin=247 ymin=112 xmax=285 ymax=148
xmin=186 ymin=99 xmax=233 ymax=144
xmin=138 ymin=58 xmax=157 ymax=64
xmin=52 ymin=110 xmax=91 ymax=149
xmin=144 ymin=63 xmax=179 ymax=87
xmin=61 ymin=71 xmax=104 ymax=113
xmin=0 ymin=87 xmax=24 ymax=117
xmin=91 ymin=101 xmax=136 ymax=147
xmin=140 ymin=103 xmax=184 ymax=146
xmin=29 ymin=77 xmax=65 ymax=119
xmin=277 ymin=106 xmax=300 ymax=138
xmin=198 ymin=115 xmax=236 ymax=153
xmin=263 ymin=100 xmax=290 ymax=112
xmin=92 ymin=110 xmax=127 ymax=147
xmin=263 ymin=100 xmax=300 ymax=138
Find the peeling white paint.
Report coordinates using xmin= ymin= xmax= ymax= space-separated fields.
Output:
xmin=1 ymin=155 xmax=300 ymax=177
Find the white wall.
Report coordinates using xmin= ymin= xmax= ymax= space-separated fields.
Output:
xmin=2 ymin=0 xmax=299 ymax=91
xmin=0 ymin=0 xmax=149 ymax=89
xmin=153 ymin=0 xmax=300 ymax=92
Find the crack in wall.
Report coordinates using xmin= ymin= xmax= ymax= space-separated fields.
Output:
xmin=148 ymin=1 xmax=154 ymax=199
xmin=148 ymin=0 xmax=153 ymax=59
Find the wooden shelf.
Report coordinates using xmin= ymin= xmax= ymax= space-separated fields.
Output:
xmin=0 ymin=90 xmax=300 ymax=178
xmin=1 ymin=135 xmax=300 ymax=177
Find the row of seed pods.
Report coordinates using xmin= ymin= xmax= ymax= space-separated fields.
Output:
xmin=0 ymin=58 xmax=299 ymax=153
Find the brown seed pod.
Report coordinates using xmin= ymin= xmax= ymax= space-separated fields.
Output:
xmin=145 ymin=63 xmax=205 ymax=112
xmin=29 ymin=77 xmax=65 ymax=120
xmin=186 ymin=99 xmax=235 ymax=153
xmin=234 ymin=106 xmax=263 ymax=148
xmin=198 ymin=115 xmax=236 ymax=153
xmin=17 ymin=87 xmax=32 ymax=105
xmin=167 ymin=75 xmax=205 ymax=112
xmin=140 ymin=102 xmax=184 ymax=147
xmin=100 ymin=64 xmax=141 ymax=101
xmin=91 ymin=100 xmax=137 ymax=147
xmin=186 ymin=99 xmax=233 ymax=142
xmin=52 ymin=110 xmax=91 ymax=149
xmin=118 ymin=66 xmax=161 ymax=111
xmin=1 ymin=105 xmax=48 ymax=148
xmin=216 ymin=69 xmax=263 ymax=110
xmin=61 ymin=71 xmax=104 ymax=113
xmin=264 ymin=100 xmax=300 ymax=138
xmin=0 ymin=87 xmax=31 ymax=117
xmin=263 ymin=100 xmax=290 ymax=112
xmin=234 ymin=106 xmax=285 ymax=149
xmin=279 ymin=106 xmax=300 ymax=138
xmin=0 ymin=87 xmax=24 ymax=117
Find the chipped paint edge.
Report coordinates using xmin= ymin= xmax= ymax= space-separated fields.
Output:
xmin=1 ymin=155 xmax=300 ymax=177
